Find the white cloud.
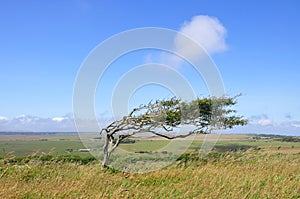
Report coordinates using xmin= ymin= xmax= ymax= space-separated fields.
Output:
xmin=0 ymin=114 xmax=76 ymax=132
xmin=292 ymin=124 xmax=300 ymax=128
xmin=0 ymin=116 xmax=8 ymax=120
xmin=16 ymin=114 xmax=26 ymax=119
xmin=14 ymin=115 xmax=38 ymax=123
xmin=144 ymin=54 xmax=153 ymax=64
xmin=258 ymin=119 xmax=273 ymax=126
xmin=174 ymin=15 xmax=227 ymax=59
xmin=250 ymin=114 xmax=268 ymax=121
xmin=52 ymin=117 xmax=66 ymax=122
xmin=158 ymin=15 xmax=228 ymax=69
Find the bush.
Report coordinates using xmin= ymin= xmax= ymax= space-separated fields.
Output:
xmin=278 ymin=136 xmax=300 ymax=142
xmin=120 ymin=138 xmax=136 ymax=144
xmin=56 ymin=155 xmax=96 ymax=164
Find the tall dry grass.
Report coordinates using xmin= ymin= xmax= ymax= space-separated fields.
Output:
xmin=0 ymin=152 xmax=299 ymax=198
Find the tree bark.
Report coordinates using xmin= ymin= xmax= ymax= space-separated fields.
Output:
xmin=101 ymin=134 xmax=109 ymax=168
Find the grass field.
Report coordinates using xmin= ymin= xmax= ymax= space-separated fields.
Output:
xmin=1 ymin=133 xmax=299 ymax=157
xmin=0 ymin=133 xmax=299 ymax=198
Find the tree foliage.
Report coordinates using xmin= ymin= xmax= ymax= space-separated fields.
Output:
xmin=100 ymin=96 xmax=247 ymax=167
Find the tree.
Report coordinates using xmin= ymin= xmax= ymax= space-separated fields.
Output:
xmin=100 ymin=96 xmax=247 ymax=167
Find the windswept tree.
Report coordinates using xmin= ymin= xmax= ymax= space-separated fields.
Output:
xmin=100 ymin=96 xmax=247 ymax=167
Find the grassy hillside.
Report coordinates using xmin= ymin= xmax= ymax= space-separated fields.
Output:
xmin=0 ymin=151 xmax=299 ymax=198
xmin=0 ymin=134 xmax=299 ymax=198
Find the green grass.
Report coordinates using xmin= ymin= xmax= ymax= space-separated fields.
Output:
xmin=0 ymin=151 xmax=299 ymax=198
xmin=119 ymin=140 xmax=172 ymax=152
xmin=0 ymin=134 xmax=300 ymax=198
xmin=0 ymin=140 xmax=87 ymax=157
xmin=1 ymin=134 xmax=300 ymax=158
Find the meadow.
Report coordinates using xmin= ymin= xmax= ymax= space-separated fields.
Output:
xmin=0 ymin=133 xmax=299 ymax=198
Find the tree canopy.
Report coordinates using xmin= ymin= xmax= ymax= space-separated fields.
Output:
xmin=100 ymin=96 xmax=247 ymax=167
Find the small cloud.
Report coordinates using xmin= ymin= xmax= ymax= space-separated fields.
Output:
xmin=14 ymin=115 xmax=38 ymax=123
xmin=16 ymin=114 xmax=26 ymax=119
xmin=160 ymin=52 xmax=182 ymax=69
xmin=174 ymin=15 xmax=227 ymax=59
xmin=160 ymin=15 xmax=228 ymax=69
xmin=250 ymin=114 xmax=269 ymax=121
xmin=258 ymin=119 xmax=273 ymax=126
xmin=144 ymin=54 xmax=153 ymax=64
xmin=292 ymin=124 xmax=300 ymax=128
xmin=290 ymin=121 xmax=300 ymax=128
xmin=285 ymin=113 xmax=292 ymax=120
xmin=52 ymin=117 xmax=66 ymax=122
xmin=0 ymin=116 xmax=8 ymax=120
xmin=0 ymin=114 xmax=76 ymax=132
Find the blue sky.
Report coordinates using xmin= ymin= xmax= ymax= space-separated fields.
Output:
xmin=0 ymin=1 xmax=300 ymax=134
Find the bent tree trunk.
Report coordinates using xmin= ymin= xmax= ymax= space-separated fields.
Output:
xmin=102 ymin=134 xmax=109 ymax=168
xmin=101 ymin=133 xmax=122 ymax=168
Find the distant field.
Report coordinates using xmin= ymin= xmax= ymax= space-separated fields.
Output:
xmin=0 ymin=133 xmax=299 ymax=157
